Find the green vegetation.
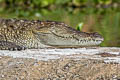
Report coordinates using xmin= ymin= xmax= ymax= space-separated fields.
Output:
xmin=76 ymin=22 xmax=84 ymax=31
xmin=0 ymin=0 xmax=120 ymax=47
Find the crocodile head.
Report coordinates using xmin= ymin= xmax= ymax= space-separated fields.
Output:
xmin=76 ymin=32 xmax=104 ymax=46
xmin=33 ymin=21 xmax=104 ymax=47
xmin=33 ymin=29 xmax=104 ymax=47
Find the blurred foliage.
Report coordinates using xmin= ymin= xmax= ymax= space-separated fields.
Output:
xmin=0 ymin=0 xmax=120 ymax=9
xmin=0 ymin=0 xmax=119 ymax=17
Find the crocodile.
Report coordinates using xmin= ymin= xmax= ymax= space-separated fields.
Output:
xmin=0 ymin=18 xmax=104 ymax=50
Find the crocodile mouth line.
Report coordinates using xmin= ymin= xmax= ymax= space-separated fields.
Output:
xmin=51 ymin=31 xmax=103 ymax=46
xmin=51 ymin=31 xmax=79 ymax=41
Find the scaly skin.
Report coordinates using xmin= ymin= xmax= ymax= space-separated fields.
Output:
xmin=0 ymin=18 xmax=104 ymax=50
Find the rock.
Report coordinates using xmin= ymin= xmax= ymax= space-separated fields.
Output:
xmin=0 ymin=47 xmax=120 ymax=79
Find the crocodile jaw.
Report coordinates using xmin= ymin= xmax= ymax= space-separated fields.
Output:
xmin=77 ymin=38 xmax=104 ymax=46
xmin=34 ymin=32 xmax=104 ymax=47
xmin=75 ymin=32 xmax=104 ymax=46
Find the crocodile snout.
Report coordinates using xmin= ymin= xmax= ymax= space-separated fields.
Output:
xmin=91 ymin=32 xmax=104 ymax=41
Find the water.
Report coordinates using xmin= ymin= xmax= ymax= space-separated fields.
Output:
xmin=0 ymin=8 xmax=120 ymax=47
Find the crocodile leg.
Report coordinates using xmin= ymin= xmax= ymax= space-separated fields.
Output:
xmin=0 ymin=41 xmax=26 ymax=51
